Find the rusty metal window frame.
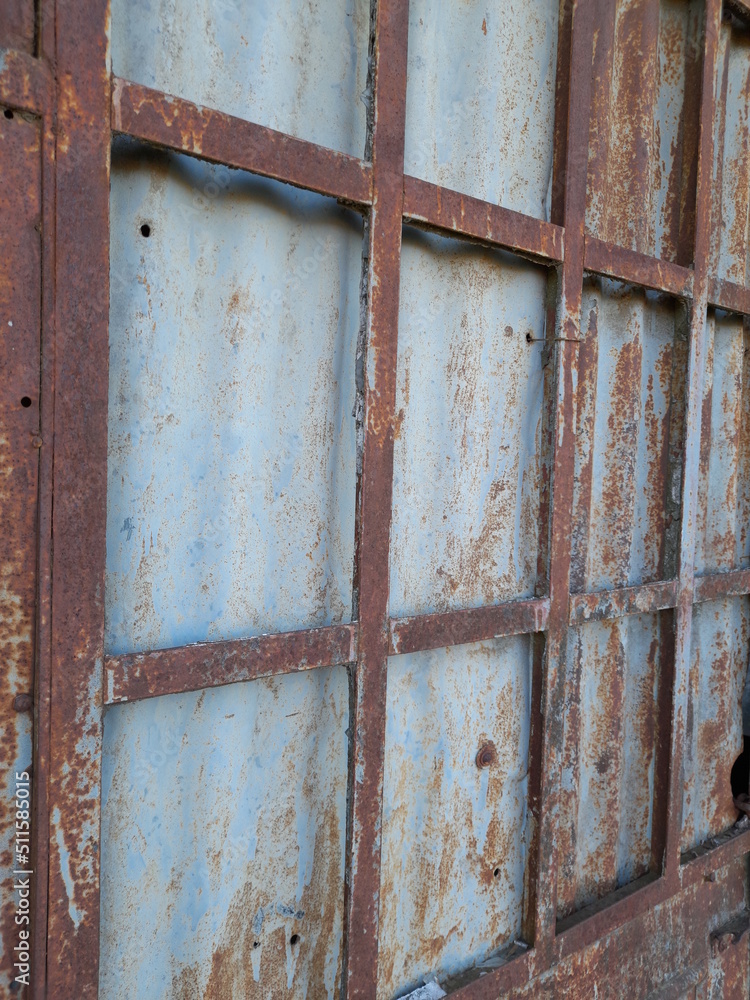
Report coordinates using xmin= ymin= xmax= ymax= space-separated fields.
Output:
xmin=2 ymin=0 xmax=750 ymax=995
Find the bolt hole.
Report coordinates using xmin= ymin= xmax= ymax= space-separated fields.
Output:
xmin=525 ymin=332 xmax=533 ymax=344
xmin=140 ymin=223 xmax=151 ymax=238
xmin=4 ymin=109 xmax=13 ymax=120
xmin=252 ymin=941 xmax=260 ymax=949
xmin=20 ymin=396 xmax=32 ymax=408
xmin=290 ymin=934 xmax=300 ymax=946
xmin=493 ymin=867 xmax=501 ymax=878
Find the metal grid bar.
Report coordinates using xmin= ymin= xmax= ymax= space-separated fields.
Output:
xmin=0 ymin=46 xmax=51 ymax=116
xmin=342 ymin=3 xmax=408 ymax=997
xmin=583 ymin=235 xmax=695 ymax=298
xmin=664 ymin=0 xmax=723 ymax=882
xmin=569 ymin=580 xmax=679 ymax=625
xmin=708 ymin=275 xmax=750 ymax=315
xmin=44 ymin=0 xmax=110 ymax=995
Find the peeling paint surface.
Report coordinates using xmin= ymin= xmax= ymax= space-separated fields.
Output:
xmin=99 ymin=668 xmax=349 ymax=999
xmin=682 ymin=597 xmax=750 ymax=854
xmin=404 ymin=0 xmax=559 ymax=219
xmin=389 ymin=229 xmax=546 ymax=619
xmin=106 ymin=141 xmax=361 ymax=655
xmin=558 ymin=613 xmax=668 ymax=918
xmin=377 ymin=638 xmax=532 ymax=998
xmin=110 ymin=0 xmax=370 ymax=158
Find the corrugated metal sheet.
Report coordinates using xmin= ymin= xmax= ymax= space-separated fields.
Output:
xmin=99 ymin=667 xmax=349 ymax=999
xmin=110 ymin=0 xmax=370 ymax=158
xmin=404 ymin=0 xmax=559 ymax=219
xmin=106 ymin=141 xmax=361 ymax=656
xmin=378 ymin=637 xmax=533 ymax=998
xmin=681 ymin=597 xmax=750 ymax=853
xmin=389 ymin=229 xmax=547 ymax=619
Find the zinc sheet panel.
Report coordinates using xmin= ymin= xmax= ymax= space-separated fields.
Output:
xmin=377 ymin=638 xmax=533 ymax=999
xmin=681 ymin=597 xmax=750 ymax=853
xmin=109 ymin=0 xmax=370 ymax=158
xmin=585 ymin=0 xmax=702 ymax=263
xmin=571 ymin=278 xmax=685 ymax=594
xmin=557 ymin=613 xmax=667 ymax=919
xmin=694 ymin=311 xmax=750 ymax=575
xmin=99 ymin=668 xmax=349 ymax=999
xmin=106 ymin=142 xmax=360 ymax=656
xmin=404 ymin=0 xmax=559 ymax=220
xmin=389 ymin=229 xmax=546 ymax=619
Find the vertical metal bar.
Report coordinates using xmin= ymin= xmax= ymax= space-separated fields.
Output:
xmin=534 ymin=0 xmax=597 ymax=952
xmin=45 ymin=0 xmax=110 ymax=995
xmin=343 ymin=1 xmax=408 ymax=997
xmin=664 ymin=0 xmax=721 ymax=880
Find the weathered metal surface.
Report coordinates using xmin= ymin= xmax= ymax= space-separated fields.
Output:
xmin=109 ymin=0 xmax=370 ymax=158
xmin=710 ymin=14 xmax=750 ymax=286
xmin=377 ymin=637 xmax=533 ymax=999
xmin=107 ymin=142 xmax=361 ymax=656
xmin=569 ymin=580 xmax=678 ymax=625
xmin=571 ymin=278 xmax=686 ymax=594
xmin=99 ymin=667 xmax=349 ymax=999
xmin=584 ymin=235 xmax=694 ymax=298
xmin=0 ymin=1 xmax=35 ymax=54
xmin=681 ymin=597 xmax=750 ymax=853
xmin=111 ymin=80 xmax=374 ymax=208
xmin=390 ymin=230 xmax=547 ymax=619
xmin=404 ymin=0 xmax=560 ymax=221
xmin=557 ymin=612 xmax=669 ymax=918
xmin=694 ymin=311 xmax=750 ymax=575
xmin=0 ymin=104 xmax=40 ymax=999
xmin=585 ymin=0 xmax=703 ymax=265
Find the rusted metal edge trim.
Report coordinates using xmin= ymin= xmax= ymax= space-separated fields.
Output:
xmin=103 ymin=624 xmax=357 ymax=704
xmin=568 ymin=580 xmax=678 ymax=625
xmin=110 ymin=77 xmax=374 ymax=207
xmin=693 ymin=568 xmax=750 ymax=603
xmin=679 ymin=824 xmax=750 ymax=884
xmin=724 ymin=0 xmax=750 ymax=25
xmin=554 ymin=871 xmax=662 ymax=959
xmin=389 ymin=598 xmax=550 ymax=656
xmin=584 ymin=235 xmax=694 ymax=298
xmin=0 ymin=47 xmax=52 ymax=116
xmin=402 ymin=174 xmax=564 ymax=264
xmin=435 ymin=947 xmax=535 ymax=1000
xmin=708 ymin=275 xmax=750 ymax=316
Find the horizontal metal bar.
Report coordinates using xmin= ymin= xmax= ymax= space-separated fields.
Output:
xmin=569 ymin=580 xmax=678 ymax=625
xmin=724 ymin=0 xmax=750 ymax=24
xmin=679 ymin=824 xmax=750 ymax=885
xmin=693 ymin=568 xmax=750 ymax=604
xmin=110 ymin=78 xmax=374 ymax=206
xmin=0 ymin=47 xmax=52 ymax=116
xmin=389 ymin=597 xmax=550 ymax=656
xmin=104 ymin=623 xmax=357 ymax=704
xmin=708 ymin=275 xmax=750 ymax=316
xmin=584 ymin=235 xmax=694 ymax=298
xmin=402 ymin=175 xmax=564 ymax=263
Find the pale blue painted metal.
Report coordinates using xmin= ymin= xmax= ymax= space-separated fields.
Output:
xmin=389 ymin=230 xmax=546 ymax=619
xmin=378 ymin=637 xmax=533 ymax=999
xmin=110 ymin=0 xmax=370 ymax=158
xmin=404 ymin=0 xmax=559 ymax=220
xmin=106 ymin=142 xmax=361 ymax=656
xmin=99 ymin=667 xmax=349 ymax=999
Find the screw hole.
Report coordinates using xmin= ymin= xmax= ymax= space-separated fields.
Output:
xmin=140 ymin=223 xmax=151 ymax=238
xmin=20 ymin=396 xmax=32 ymax=408
xmin=252 ymin=941 xmax=260 ymax=949
xmin=290 ymin=934 xmax=300 ymax=946
xmin=525 ymin=332 xmax=533 ymax=344
xmin=493 ymin=867 xmax=500 ymax=878
xmin=4 ymin=109 xmax=13 ymax=120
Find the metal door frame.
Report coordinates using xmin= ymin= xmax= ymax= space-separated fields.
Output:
xmin=3 ymin=0 xmax=750 ymax=995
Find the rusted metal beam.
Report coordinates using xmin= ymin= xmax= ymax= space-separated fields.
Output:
xmin=584 ymin=235 xmax=694 ymax=299
xmin=389 ymin=598 xmax=550 ymax=657
xmin=569 ymin=581 xmax=678 ymax=625
xmin=679 ymin=824 xmax=750 ymax=883
xmin=111 ymin=78 xmax=374 ymax=208
xmin=693 ymin=568 xmax=750 ymax=603
xmin=402 ymin=175 xmax=564 ymax=263
xmin=45 ymin=0 xmax=110 ymax=995
xmin=708 ymin=275 xmax=750 ymax=316
xmin=0 ymin=47 xmax=52 ymax=116
xmin=342 ymin=2 xmax=408 ymax=998
xmin=533 ymin=0 xmax=597 ymax=958
xmin=103 ymin=624 xmax=357 ymax=704
xmin=664 ymin=0 xmax=723 ymax=883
